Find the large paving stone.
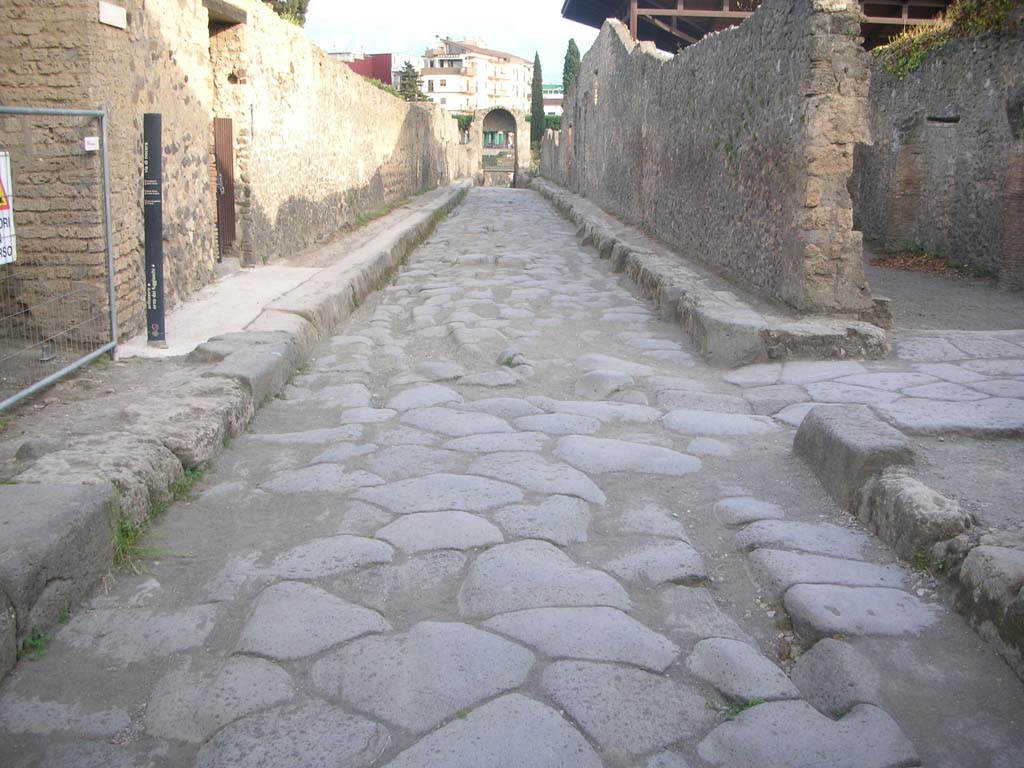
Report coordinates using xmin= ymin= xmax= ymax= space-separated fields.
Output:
xmin=713 ymin=496 xmax=786 ymax=526
xmin=780 ymin=361 xmax=867 ymax=385
xmin=0 ymin=689 xmax=131 ymax=738
xmin=375 ymin=511 xmax=503 ymax=553
xmin=686 ymin=638 xmax=799 ymax=703
xmin=656 ymin=391 xmax=752 ymax=413
xmin=458 ymin=540 xmax=630 ymax=617
xmin=791 ymin=638 xmax=881 ymax=717
xmin=743 ymin=384 xmax=810 ymax=415
xmin=401 ymin=406 xmax=513 ymax=436
xmin=617 ymin=504 xmax=689 ymax=539
xmin=461 ymin=397 xmax=542 ymax=418
xmin=484 ymin=606 xmax=678 ymax=672
xmin=514 ymin=413 xmax=602 ymax=434
xmin=554 ymin=435 xmax=701 ymax=476
xmin=353 ymin=473 xmax=523 ymax=512
xmin=734 ymin=520 xmax=871 ymax=560
xmin=195 ymin=701 xmax=388 ymax=768
xmin=835 ymin=372 xmax=939 ymax=392
xmin=468 ymin=452 xmax=607 ymax=504
xmin=793 ymin=405 xmax=915 ymax=507
xmin=309 ymin=442 xmax=378 ymax=465
xmin=805 ymin=382 xmax=902 ymax=406
xmin=604 ymin=540 xmax=707 ymax=585
xmin=577 ymin=353 xmax=657 ymax=376
xmin=384 ymin=693 xmax=602 ymax=768
xmin=784 ymin=585 xmax=941 ymax=641
xmin=443 ymin=431 xmax=550 ymax=453
xmin=494 ymin=495 xmax=592 ymax=545
xmin=311 ymin=621 xmax=534 ymax=733
xmin=697 ymin=700 xmax=918 ymax=768
xmin=260 ymin=465 xmax=385 ymax=494
xmin=62 ymin=604 xmax=217 ymax=664
xmin=386 ymin=384 xmax=463 ymax=411
xmin=269 ymin=535 xmax=393 ymax=579
xmin=658 ymin=587 xmax=752 ymax=643
xmin=145 ymin=656 xmax=294 ymax=743
xmin=363 ymin=445 xmax=465 ymax=479
xmin=575 ymin=369 xmax=634 ymax=399
xmin=236 ymin=581 xmax=390 ymax=660
xmin=663 ymin=409 xmax=776 ymax=437
xmin=530 ymin=396 xmax=662 ymax=423
xmin=542 ymin=660 xmax=712 ymax=757
xmin=749 ymin=549 xmax=906 ymax=597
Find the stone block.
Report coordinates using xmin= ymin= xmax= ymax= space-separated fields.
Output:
xmin=794 ymin=404 xmax=914 ymax=508
xmin=956 ymin=545 xmax=1024 ymax=680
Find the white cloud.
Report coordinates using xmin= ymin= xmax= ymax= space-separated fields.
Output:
xmin=303 ymin=0 xmax=599 ymax=83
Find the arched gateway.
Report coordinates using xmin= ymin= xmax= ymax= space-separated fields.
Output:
xmin=470 ymin=107 xmax=529 ymax=188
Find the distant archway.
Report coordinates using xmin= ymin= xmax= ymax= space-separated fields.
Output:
xmin=471 ymin=108 xmax=528 ymax=187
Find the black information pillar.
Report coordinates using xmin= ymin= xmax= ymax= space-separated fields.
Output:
xmin=143 ymin=113 xmax=166 ymax=345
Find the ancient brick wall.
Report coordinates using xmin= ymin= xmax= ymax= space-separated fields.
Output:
xmin=850 ymin=27 xmax=1024 ymax=290
xmin=1 ymin=0 xmax=472 ymax=342
xmin=541 ymin=1 xmax=875 ymax=316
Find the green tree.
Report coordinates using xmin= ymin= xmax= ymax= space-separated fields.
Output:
xmin=397 ymin=61 xmax=428 ymax=102
xmin=563 ymin=38 xmax=581 ymax=94
xmin=268 ymin=0 xmax=309 ymax=26
xmin=530 ymin=52 xmax=545 ymax=146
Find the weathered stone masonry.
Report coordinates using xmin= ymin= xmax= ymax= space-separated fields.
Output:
xmin=541 ymin=1 xmax=876 ymax=316
xmin=0 ymin=0 xmax=473 ymax=341
xmin=850 ymin=26 xmax=1024 ymax=290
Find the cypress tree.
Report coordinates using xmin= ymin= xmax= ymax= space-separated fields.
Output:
xmin=530 ymin=52 xmax=545 ymax=146
xmin=563 ymin=39 xmax=581 ymax=94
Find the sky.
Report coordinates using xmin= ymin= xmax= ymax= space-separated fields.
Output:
xmin=302 ymin=0 xmax=600 ymax=85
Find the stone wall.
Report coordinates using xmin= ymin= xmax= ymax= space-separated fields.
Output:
xmin=850 ymin=27 xmax=1024 ymax=290
xmin=0 ymin=0 xmax=473 ymax=342
xmin=541 ymin=1 xmax=875 ymax=316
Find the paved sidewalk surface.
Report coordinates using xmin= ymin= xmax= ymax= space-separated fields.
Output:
xmin=1 ymin=189 xmax=1022 ymax=768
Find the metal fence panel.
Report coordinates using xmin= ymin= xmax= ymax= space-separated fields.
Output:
xmin=0 ymin=106 xmax=117 ymax=411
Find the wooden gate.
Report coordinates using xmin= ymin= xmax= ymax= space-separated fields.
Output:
xmin=213 ymin=118 xmax=236 ymax=257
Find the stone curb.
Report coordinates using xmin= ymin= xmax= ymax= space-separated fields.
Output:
xmin=0 ymin=181 xmax=471 ymax=680
xmin=794 ymin=404 xmax=1021 ymax=681
xmin=530 ymin=178 xmax=889 ymax=368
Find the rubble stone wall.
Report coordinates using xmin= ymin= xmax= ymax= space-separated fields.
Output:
xmin=0 ymin=0 xmax=473 ymax=341
xmin=850 ymin=28 xmax=1024 ymax=290
xmin=541 ymin=1 xmax=875 ymax=315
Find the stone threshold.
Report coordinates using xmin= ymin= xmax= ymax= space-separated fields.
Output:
xmin=531 ymin=178 xmax=889 ymax=368
xmin=794 ymin=404 xmax=1023 ymax=682
xmin=0 ymin=181 xmax=472 ymax=681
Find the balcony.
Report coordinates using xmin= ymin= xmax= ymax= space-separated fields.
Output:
xmin=422 ymin=67 xmax=468 ymax=76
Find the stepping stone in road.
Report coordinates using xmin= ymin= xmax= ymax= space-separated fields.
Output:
xmin=662 ymin=409 xmax=776 ymax=437
xmin=375 ymin=511 xmax=503 ymax=553
xmin=311 ymin=622 xmax=534 ymax=733
xmin=604 ymin=540 xmax=707 ymax=586
xmin=458 ymin=540 xmax=630 ymax=617
xmin=484 ymin=606 xmax=679 ymax=672
xmin=543 ymin=660 xmax=713 ymax=758
xmin=236 ymin=581 xmax=390 ymax=660
xmin=494 ymin=495 xmax=592 ymax=545
xmin=195 ymin=701 xmax=388 ymax=768
xmin=749 ymin=549 xmax=906 ymax=598
xmin=402 ymin=406 xmax=513 ymax=436
xmin=713 ymin=497 xmax=786 ymax=526
xmin=384 ymin=694 xmax=602 ymax=768
xmin=353 ymin=473 xmax=523 ymax=513
xmin=386 ymin=383 xmax=464 ymax=411
xmin=785 ymin=584 xmax=941 ymax=641
xmin=468 ymin=451 xmax=607 ymax=504
xmin=554 ymin=436 xmax=701 ymax=476
xmin=697 ymin=700 xmax=918 ymax=768
xmin=733 ymin=520 xmax=871 ymax=560
xmin=443 ymin=431 xmax=550 ymax=453
xmin=685 ymin=638 xmax=799 ymax=703
xmin=268 ymin=535 xmax=393 ymax=579
xmin=145 ymin=656 xmax=293 ymax=744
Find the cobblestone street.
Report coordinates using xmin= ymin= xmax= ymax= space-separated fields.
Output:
xmin=2 ymin=189 xmax=1023 ymax=767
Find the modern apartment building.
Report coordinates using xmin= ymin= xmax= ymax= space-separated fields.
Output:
xmin=420 ymin=38 xmax=533 ymax=113
xmin=329 ymin=51 xmax=425 ymax=87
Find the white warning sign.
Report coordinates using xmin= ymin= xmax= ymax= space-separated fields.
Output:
xmin=0 ymin=151 xmax=14 ymax=265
